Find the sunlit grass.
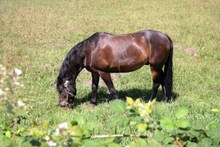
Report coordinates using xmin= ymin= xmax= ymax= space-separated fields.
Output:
xmin=0 ymin=0 xmax=220 ymax=145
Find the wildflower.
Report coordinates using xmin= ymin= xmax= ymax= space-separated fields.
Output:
xmin=0 ymin=89 xmax=7 ymax=100
xmin=59 ymin=122 xmax=68 ymax=130
xmin=17 ymin=100 xmax=25 ymax=108
xmin=0 ymin=89 xmax=4 ymax=96
xmin=45 ymin=136 xmax=50 ymax=141
xmin=14 ymin=68 xmax=22 ymax=76
xmin=47 ymin=140 xmax=57 ymax=147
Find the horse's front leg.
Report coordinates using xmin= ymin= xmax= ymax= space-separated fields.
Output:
xmin=99 ymin=72 xmax=118 ymax=101
xmin=91 ymin=72 xmax=100 ymax=105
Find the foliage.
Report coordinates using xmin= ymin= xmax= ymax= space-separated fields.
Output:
xmin=108 ymin=98 xmax=220 ymax=147
xmin=0 ymin=67 xmax=219 ymax=147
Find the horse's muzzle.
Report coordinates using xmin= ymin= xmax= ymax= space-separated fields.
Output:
xmin=59 ymin=97 xmax=74 ymax=109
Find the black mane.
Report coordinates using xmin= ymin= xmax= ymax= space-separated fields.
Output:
xmin=58 ymin=41 xmax=84 ymax=79
xmin=57 ymin=32 xmax=100 ymax=80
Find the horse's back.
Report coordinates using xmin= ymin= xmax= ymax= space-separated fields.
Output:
xmin=86 ymin=32 xmax=148 ymax=72
xmin=85 ymin=30 xmax=171 ymax=72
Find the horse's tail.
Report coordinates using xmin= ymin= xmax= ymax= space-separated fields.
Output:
xmin=164 ymin=34 xmax=173 ymax=101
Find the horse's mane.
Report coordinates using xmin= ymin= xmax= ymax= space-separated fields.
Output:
xmin=58 ymin=41 xmax=84 ymax=78
xmin=58 ymin=33 xmax=100 ymax=79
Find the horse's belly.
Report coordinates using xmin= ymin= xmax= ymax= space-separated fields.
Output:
xmin=109 ymin=63 xmax=144 ymax=72
xmin=93 ymin=55 xmax=146 ymax=73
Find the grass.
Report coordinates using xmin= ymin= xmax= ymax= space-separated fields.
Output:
xmin=0 ymin=0 xmax=220 ymax=145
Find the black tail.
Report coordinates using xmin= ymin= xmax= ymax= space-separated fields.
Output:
xmin=164 ymin=34 xmax=173 ymax=101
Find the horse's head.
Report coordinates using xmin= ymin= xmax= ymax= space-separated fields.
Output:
xmin=56 ymin=77 xmax=76 ymax=108
xmin=56 ymin=41 xmax=86 ymax=108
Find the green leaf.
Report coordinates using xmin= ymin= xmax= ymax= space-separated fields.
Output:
xmin=206 ymin=122 xmax=220 ymax=139
xmin=160 ymin=116 xmax=174 ymax=132
xmin=112 ymin=117 xmax=129 ymax=127
xmin=75 ymin=116 xmax=86 ymax=126
xmin=108 ymin=142 xmax=122 ymax=147
xmin=0 ymin=124 xmax=6 ymax=130
xmin=174 ymin=107 xmax=189 ymax=119
xmin=30 ymin=139 xmax=41 ymax=146
xmin=164 ymin=136 xmax=174 ymax=144
xmin=16 ymin=127 xmax=25 ymax=135
xmin=103 ymin=138 xmax=115 ymax=145
xmin=198 ymin=138 xmax=212 ymax=147
xmin=130 ymin=138 xmax=148 ymax=147
xmin=160 ymin=116 xmax=172 ymax=124
xmin=83 ymin=140 xmax=104 ymax=147
xmin=0 ymin=134 xmax=16 ymax=146
xmin=147 ymin=138 xmax=162 ymax=147
xmin=129 ymin=121 xmax=137 ymax=126
xmin=86 ymin=121 xmax=97 ymax=131
xmin=153 ymin=130 xmax=165 ymax=142
xmin=70 ymin=126 xmax=83 ymax=138
xmin=175 ymin=120 xmax=190 ymax=128
xmin=137 ymin=123 xmax=147 ymax=132
xmin=126 ymin=97 xmax=134 ymax=105
xmin=109 ymin=100 xmax=125 ymax=113
xmin=5 ymin=131 xmax=12 ymax=138
xmin=186 ymin=141 xmax=199 ymax=147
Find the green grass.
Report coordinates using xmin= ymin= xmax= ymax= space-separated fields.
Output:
xmin=1 ymin=0 xmax=220 ymax=145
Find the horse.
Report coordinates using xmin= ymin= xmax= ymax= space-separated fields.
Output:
xmin=56 ymin=30 xmax=173 ymax=108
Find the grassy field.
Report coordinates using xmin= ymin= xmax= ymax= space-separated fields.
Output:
xmin=0 ymin=0 xmax=220 ymax=145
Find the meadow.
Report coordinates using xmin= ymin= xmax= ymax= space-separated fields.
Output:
xmin=0 ymin=0 xmax=220 ymax=146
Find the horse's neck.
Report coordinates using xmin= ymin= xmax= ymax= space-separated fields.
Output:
xmin=60 ymin=41 xmax=85 ymax=81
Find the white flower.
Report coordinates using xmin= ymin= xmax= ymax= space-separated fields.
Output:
xmin=58 ymin=122 xmax=68 ymax=130
xmin=14 ymin=68 xmax=22 ymax=76
xmin=17 ymin=100 xmax=25 ymax=108
xmin=45 ymin=136 xmax=50 ymax=141
xmin=47 ymin=140 xmax=57 ymax=147
xmin=0 ymin=89 xmax=4 ymax=95
xmin=20 ymin=84 xmax=25 ymax=88
xmin=0 ymin=89 xmax=7 ymax=100
xmin=138 ymin=102 xmax=144 ymax=108
xmin=0 ymin=65 xmax=7 ymax=76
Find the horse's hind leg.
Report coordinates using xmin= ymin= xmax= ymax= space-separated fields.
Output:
xmin=91 ymin=72 xmax=100 ymax=105
xmin=149 ymin=66 xmax=164 ymax=103
xmin=99 ymin=72 xmax=118 ymax=101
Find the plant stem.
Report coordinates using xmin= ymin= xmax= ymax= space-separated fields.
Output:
xmin=13 ymin=115 xmax=18 ymax=141
xmin=90 ymin=134 xmax=148 ymax=139
xmin=8 ymin=75 xmax=17 ymax=142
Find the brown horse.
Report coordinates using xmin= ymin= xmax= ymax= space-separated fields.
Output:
xmin=56 ymin=30 xmax=173 ymax=108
